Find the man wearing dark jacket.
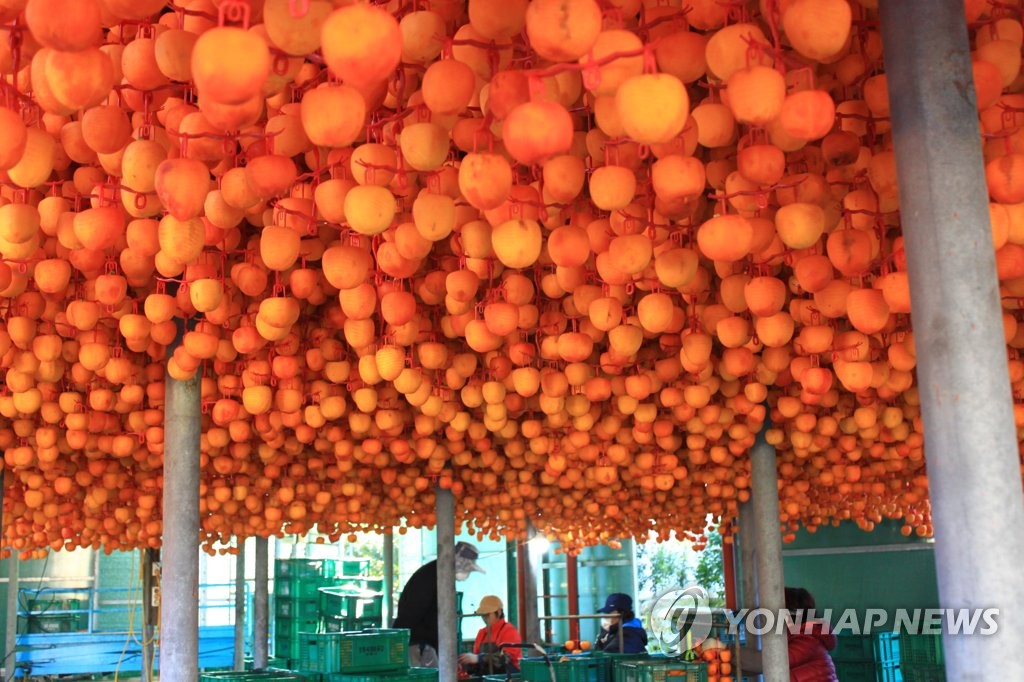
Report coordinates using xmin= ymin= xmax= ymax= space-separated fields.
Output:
xmin=595 ymin=593 xmax=648 ymax=654
xmin=393 ymin=541 xmax=485 ymax=666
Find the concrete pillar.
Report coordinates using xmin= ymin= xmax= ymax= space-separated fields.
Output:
xmin=234 ymin=542 xmax=246 ymax=670
xmin=436 ymin=488 xmax=457 ymax=682
xmin=161 ymin=336 xmax=201 ymax=682
xmin=383 ymin=531 xmax=394 ymax=626
xmin=750 ymin=433 xmax=789 ymax=679
xmin=879 ymin=3 xmax=1024 ymax=679
xmin=520 ymin=523 xmax=541 ymax=644
xmin=738 ymin=500 xmax=758 ymax=610
xmin=254 ymin=537 xmax=269 ymax=668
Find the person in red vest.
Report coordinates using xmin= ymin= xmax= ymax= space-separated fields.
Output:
xmin=458 ymin=595 xmax=522 ymax=676
xmin=739 ymin=587 xmax=838 ymax=682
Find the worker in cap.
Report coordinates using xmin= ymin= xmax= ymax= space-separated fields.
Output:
xmin=596 ymin=593 xmax=648 ymax=653
xmin=394 ymin=541 xmax=486 ymax=667
xmin=458 ymin=595 xmax=522 ymax=675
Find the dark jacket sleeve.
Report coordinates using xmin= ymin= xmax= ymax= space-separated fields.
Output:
xmin=393 ymin=561 xmax=439 ymax=650
xmin=597 ymin=625 xmax=648 ymax=653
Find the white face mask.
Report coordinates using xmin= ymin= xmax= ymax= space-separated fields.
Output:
xmin=455 ymin=570 xmax=470 ymax=581
xmin=601 ymin=618 xmax=615 ymax=629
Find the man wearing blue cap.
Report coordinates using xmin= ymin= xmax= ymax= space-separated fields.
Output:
xmin=595 ymin=593 xmax=648 ymax=653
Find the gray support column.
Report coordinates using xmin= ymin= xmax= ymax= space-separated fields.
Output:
xmin=161 ymin=339 xmax=201 ymax=682
xmin=737 ymin=500 xmax=758 ymax=611
xmin=737 ymin=500 xmax=761 ymax=681
xmin=383 ymin=531 xmax=395 ymax=627
xmin=436 ymin=488 xmax=457 ymax=682
xmin=254 ymin=537 xmax=269 ymax=668
xmin=521 ymin=523 xmax=541 ymax=644
xmin=879 ymin=4 xmax=1024 ymax=679
xmin=234 ymin=542 xmax=247 ymax=670
xmin=5 ymin=556 xmax=18 ymax=681
xmin=750 ymin=434 xmax=789 ymax=679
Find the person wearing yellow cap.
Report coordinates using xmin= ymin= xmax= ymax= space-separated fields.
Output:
xmin=457 ymin=595 xmax=522 ymax=676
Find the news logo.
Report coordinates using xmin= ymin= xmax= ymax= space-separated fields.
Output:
xmin=646 ymin=585 xmax=714 ymax=653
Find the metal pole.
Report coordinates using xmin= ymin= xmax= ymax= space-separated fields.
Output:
xmin=141 ymin=549 xmax=156 ymax=682
xmin=161 ymin=323 xmax=201 ymax=682
xmin=521 ymin=523 xmax=541 ymax=644
xmin=515 ymin=543 xmax=527 ymax=638
xmin=5 ymin=556 xmax=18 ymax=682
xmin=254 ymin=537 xmax=269 ymax=668
xmin=436 ymin=487 xmax=457 ymax=682
xmin=879 ymin=4 xmax=1024 ymax=678
xmin=750 ymin=432 xmax=789 ymax=679
xmin=383 ymin=531 xmax=395 ymax=627
xmin=566 ymin=555 xmax=580 ymax=642
xmin=234 ymin=542 xmax=247 ymax=670
xmin=721 ymin=539 xmax=736 ymax=611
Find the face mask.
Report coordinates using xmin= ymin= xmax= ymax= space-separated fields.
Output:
xmin=601 ymin=618 xmax=615 ymax=629
xmin=455 ymin=570 xmax=470 ymax=581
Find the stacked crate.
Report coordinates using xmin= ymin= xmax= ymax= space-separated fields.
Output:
xmin=899 ymin=633 xmax=944 ymax=682
xmin=829 ymin=632 xmax=901 ymax=681
xmin=201 ymin=672 xmax=306 ymax=682
xmin=289 ymin=628 xmax=414 ymax=682
xmin=275 ymin=559 xmax=343 ymax=663
xmin=319 ymin=585 xmax=385 ymax=632
xmin=605 ymin=658 xmax=707 ymax=682
xmin=319 ymin=559 xmax=384 ymax=632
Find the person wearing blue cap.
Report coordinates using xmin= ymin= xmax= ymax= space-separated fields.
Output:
xmin=595 ymin=593 xmax=648 ymax=653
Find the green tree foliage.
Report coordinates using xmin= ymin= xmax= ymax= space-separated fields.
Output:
xmin=637 ymin=542 xmax=689 ymax=599
xmin=693 ymin=530 xmax=725 ymax=606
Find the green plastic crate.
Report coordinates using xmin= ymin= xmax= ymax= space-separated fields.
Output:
xmin=298 ymin=633 xmax=348 ymax=673
xmin=616 ymin=659 xmax=707 ymax=682
xmin=321 ymin=616 xmax=384 ymax=633
xmin=324 ymin=669 xmax=438 ymax=682
xmin=483 ymin=675 xmax=521 ymax=682
xmin=279 ymin=598 xmax=322 ymax=620
xmin=832 ymin=633 xmax=900 ymax=664
xmin=341 ymin=559 xmax=370 ymax=577
xmin=278 ymin=559 xmax=334 ymax=580
xmin=288 ymin=673 xmax=323 ymax=682
xmin=280 ymin=577 xmax=340 ymax=600
xmin=898 ymin=634 xmax=943 ymax=667
xmin=276 ymin=616 xmax=322 ymax=639
xmin=833 ymin=660 xmax=901 ymax=682
xmin=901 ymin=664 xmax=944 ymax=682
xmin=336 ymin=630 xmax=409 ymax=672
xmin=328 ymin=629 xmax=409 ymax=673
xmin=320 ymin=587 xmax=384 ymax=621
xmin=521 ymin=655 xmax=600 ymax=682
xmin=592 ymin=652 xmax=650 ymax=682
xmin=200 ymin=672 xmax=305 ymax=682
